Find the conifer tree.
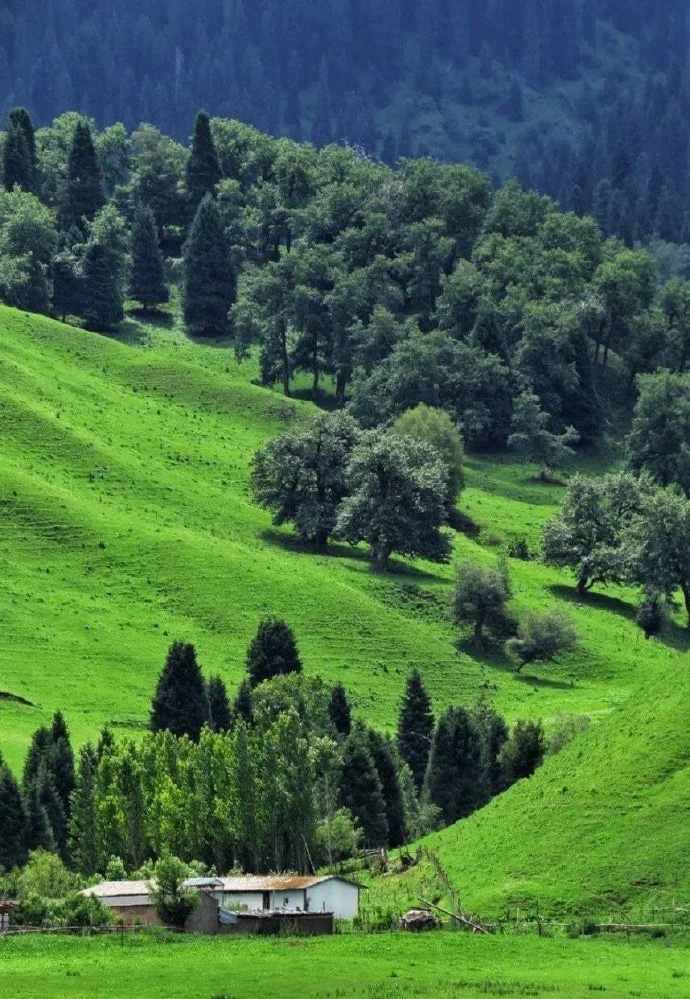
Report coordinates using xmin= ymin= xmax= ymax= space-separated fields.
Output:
xmin=338 ymin=727 xmax=388 ymax=846
xmin=328 ymin=683 xmax=351 ymax=736
xmin=22 ymin=726 xmax=53 ymax=791
xmin=69 ymin=743 xmax=99 ymax=875
xmin=50 ymin=710 xmax=75 ymax=823
xmin=129 ymin=205 xmax=169 ymax=310
xmin=424 ymin=706 xmax=484 ymax=825
xmin=397 ymin=669 xmax=433 ymax=793
xmin=368 ymin=729 xmax=406 ymax=847
xmin=182 ymin=193 xmax=236 ymax=336
xmin=81 ymin=240 xmax=123 ymax=331
xmin=9 ymin=108 xmax=36 ymax=176
xmin=3 ymin=119 xmax=33 ymax=192
xmin=186 ymin=111 xmax=221 ymax=211
xmin=207 ymin=675 xmax=232 ymax=732
xmin=23 ymin=780 xmax=56 ymax=853
xmin=63 ymin=119 xmax=104 ymax=231
xmin=246 ymin=618 xmax=302 ymax=687
xmin=233 ymin=679 xmax=254 ymax=725
xmin=150 ymin=640 xmax=209 ymax=741
xmin=0 ymin=760 xmax=27 ymax=870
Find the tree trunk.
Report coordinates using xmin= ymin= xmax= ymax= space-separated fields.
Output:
xmin=335 ymin=371 xmax=347 ymax=408
xmin=576 ymin=573 xmax=589 ymax=597
xmin=682 ymin=582 xmax=690 ymax=630
xmin=472 ymin=617 xmax=484 ymax=648
xmin=314 ymin=529 xmax=328 ymax=554
xmin=280 ymin=322 xmax=291 ymax=396
xmin=373 ymin=543 xmax=392 ymax=572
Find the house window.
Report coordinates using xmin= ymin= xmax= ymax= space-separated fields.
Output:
xmin=262 ymin=892 xmax=270 ymax=910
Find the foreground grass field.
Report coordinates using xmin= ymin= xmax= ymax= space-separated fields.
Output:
xmin=1 ymin=931 xmax=689 ymax=999
xmin=1 ymin=304 xmax=686 ymax=771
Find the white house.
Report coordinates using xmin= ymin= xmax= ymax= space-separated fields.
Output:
xmin=213 ymin=875 xmax=362 ymax=919
xmin=83 ymin=874 xmax=362 ymax=921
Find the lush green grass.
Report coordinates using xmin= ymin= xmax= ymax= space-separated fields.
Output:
xmin=0 ymin=304 xmax=686 ymax=775
xmin=366 ymin=653 xmax=690 ymax=918
xmin=1 ymin=931 xmax=689 ymax=998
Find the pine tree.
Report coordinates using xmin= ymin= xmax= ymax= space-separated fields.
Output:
xmin=50 ymin=710 xmax=75 ymax=823
xmin=69 ymin=743 xmax=99 ymax=875
xmin=368 ymin=729 xmax=406 ymax=847
xmin=129 ymin=205 xmax=169 ymax=309
xmin=23 ymin=780 xmax=56 ymax=853
xmin=63 ymin=119 xmax=104 ymax=231
xmin=150 ymin=640 xmax=209 ymax=741
xmin=424 ymin=706 xmax=484 ymax=825
xmin=8 ymin=107 xmax=36 ymax=180
xmin=3 ymin=119 xmax=33 ymax=192
xmin=22 ymin=725 xmax=53 ymax=791
xmin=233 ymin=679 xmax=254 ymax=725
xmin=182 ymin=194 xmax=236 ymax=336
xmin=207 ymin=675 xmax=232 ymax=732
xmin=338 ymin=727 xmax=388 ymax=846
xmin=0 ymin=761 xmax=27 ymax=869
xmin=81 ymin=240 xmax=124 ymax=331
xmin=328 ymin=683 xmax=351 ymax=736
xmin=397 ymin=669 xmax=433 ymax=793
xmin=186 ymin=110 xmax=221 ymax=211
xmin=246 ymin=618 xmax=302 ymax=687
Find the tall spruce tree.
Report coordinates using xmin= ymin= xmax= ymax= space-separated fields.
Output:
xmin=397 ymin=669 xmax=433 ymax=793
xmin=186 ymin=111 xmax=222 ymax=211
xmin=52 ymin=249 xmax=82 ymax=322
xmin=182 ymin=193 xmax=236 ymax=336
xmin=0 ymin=760 xmax=27 ymax=870
xmin=329 ymin=683 xmax=352 ymax=736
xmin=246 ymin=618 xmax=302 ymax=687
xmin=338 ymin=727 xmax=388 ymax=846
xmin=81 ymin=240 xmax=123 ymax=331
xmin=424 ymin=706 xmax=484 ymax=825
xmin=3 ymin=119 xmax=33 ymax=192
xmin=9 ymin=108 xmax=36 ymax=175
xmin=23 ymin=779 xmax=56 ymax=853
xmin=50 ymin=710 xmax=75 ymax=823
xmin=207 ymin=675 xmax=232 ymax=732
xmin=150 ymin=640 xmax=209 ymax=741
xmin=129 ymin=205 xmax=169 ymax=309
xmin=63 ymin=119 xmax=104 ymax=231
xmin=367 ymin=729 xmax=407 ymax=847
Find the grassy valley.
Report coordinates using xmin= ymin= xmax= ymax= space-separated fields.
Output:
xmin=1 ymin=304 xmax=686 ymax=776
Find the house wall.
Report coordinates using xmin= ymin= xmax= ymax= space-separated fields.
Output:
xmin=108 ymin=903 xmax=161 ymax=926
xmin=269 ymin=889 xmax=306 ymax=910
xmin=214 ymin=890 xmax=265 ymax=911
xmin=307 ymin=880 xmax=359 ymax=919
xmin=185 ymin=892 xmax=219 ymax=935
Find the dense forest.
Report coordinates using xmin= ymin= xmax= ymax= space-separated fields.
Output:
xmin=3 ymin=1 xmax=690 ymax=250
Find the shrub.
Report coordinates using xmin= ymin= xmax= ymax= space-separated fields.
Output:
xmin=547 ymin=714 xmax=591 ymax=756
xmin=149 ymin=855 xmax=198 ymax=928
xmin=452 ymin=559 xmax=512 ymax=648
xmin=506 ymin=610 xmax=577 ymax=670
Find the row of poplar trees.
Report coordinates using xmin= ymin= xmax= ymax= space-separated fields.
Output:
xmin=0 ymin=630 xmax=544 ymax=875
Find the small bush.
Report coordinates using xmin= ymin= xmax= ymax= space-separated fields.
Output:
xmin=506 ymin=609 xmax=577 ymax=670
xmin=507 ymin=536 xmax=530 ymax=560
xmin=547 ymin=713 xmax=591 ymax=756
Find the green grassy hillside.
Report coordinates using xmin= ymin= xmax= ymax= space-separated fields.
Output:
xmin=367 ymin=655 xmax=690 ymax=918
xmin=0 ymin=305 xmax=686 ymax=775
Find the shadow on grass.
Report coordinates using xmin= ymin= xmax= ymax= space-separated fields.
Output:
xmin=290 ymin=387 xmax=339 ymax=412
xmin=259 ymin=528 xmax=449 ymax=582
xmin=102 ymin=319 xmax=151 ymax=346
xmin=512 ymin=672 xmax=575 ymax=690
xmin=549 ymin=584 xmax=637 ymax=622
xmin=126 ymin=308 xmax=175 ymax=328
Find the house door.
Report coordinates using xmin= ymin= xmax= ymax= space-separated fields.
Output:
xmin=262 ymin=892 xmax=270 ymax=910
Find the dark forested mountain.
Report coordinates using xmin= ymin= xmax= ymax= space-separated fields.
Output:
xmin=2 ymin=1 xmax=690 ymax=249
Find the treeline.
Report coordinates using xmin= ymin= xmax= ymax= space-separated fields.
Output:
xmin=2 ymin=1 xmax=690 ymax=223
xmin=0 ymin=627 xmax=548 ymax=876
xmin=4 ymin=108 xmax=690 ymax=456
